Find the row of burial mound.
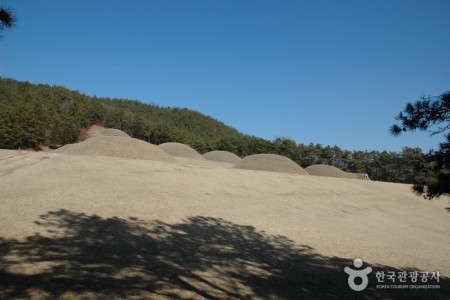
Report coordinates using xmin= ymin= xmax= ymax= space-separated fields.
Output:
xmin=54 ymin=136 xmax=175 ymax=162
xmin=54 ymin=127 xmax=368 ymax=179
xmin=158 ymin=143 xmax=368 ymax=179
xmin=305 ymin=164 xmax=369 ymax=180
xmin=202 ymin=150 xmax=242 ymax=164
xmin=158 ymin=142 xmax=205 ymax=160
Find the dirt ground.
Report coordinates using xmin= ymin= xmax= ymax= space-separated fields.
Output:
xmin=0 ymin=151 xmax=449 ymax=299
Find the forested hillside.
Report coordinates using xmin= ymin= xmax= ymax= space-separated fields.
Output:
xmin=0 ymin=77 xmax=431 ymax=184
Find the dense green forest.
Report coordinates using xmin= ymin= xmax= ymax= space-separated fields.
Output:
xmin=0 ymin=77 xmax=431 ymax=184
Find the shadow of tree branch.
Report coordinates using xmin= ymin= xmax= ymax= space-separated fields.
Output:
xmin=0 ymin=209 xmax=448 ymax=299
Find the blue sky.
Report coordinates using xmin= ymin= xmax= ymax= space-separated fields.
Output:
xmin=1 ymin=0 xmax=449 ymax=152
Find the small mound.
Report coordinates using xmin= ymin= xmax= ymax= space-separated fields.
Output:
xmin=305 ymin=164 xmax=369 ymax=180
xmin=305 ymin=164 xmax=345 ymax=178
xmin=81 ymin=125 xmax=130 ymax=141
xmin=54 ymin=136 xmax=175 ymax=162
xmin=158 ymin=142 xmax=205 ymax=160
xmin=233 ymin=154 xmax=308 ymax=175
xmin=348 ymin=173 xmax=371 ymax=180
xmin=53 ymin=143 xmax=75 ymax=153
xmin=97 ymin=128 xmax=130 ymax=137
xmin=203 ymin=151 xmax=241 ymax=164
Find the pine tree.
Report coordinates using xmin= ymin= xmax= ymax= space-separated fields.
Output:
xmin=391 ymin=91 xmax=450 ymax=199
xmin=0 ymin=6 xmax=16 ymax=37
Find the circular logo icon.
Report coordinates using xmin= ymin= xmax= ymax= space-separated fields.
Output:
xmin=344 ymin=258 xmax=372 ymax=291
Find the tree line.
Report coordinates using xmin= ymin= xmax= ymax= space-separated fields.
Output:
xmin=0 ymin=77 xmax=431 ymax=186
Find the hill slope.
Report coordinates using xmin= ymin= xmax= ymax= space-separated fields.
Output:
xmin=0 ymin=77 xmax=245 ymax=152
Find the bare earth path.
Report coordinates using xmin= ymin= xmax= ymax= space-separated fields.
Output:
xmin=0 ymin=152 xmax=449 ymax=299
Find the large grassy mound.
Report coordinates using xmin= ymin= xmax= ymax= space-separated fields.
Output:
xmin=54 ymin=136 xmax=175 ymax=162
xmin=203 ymin=150 xmax=241 ymax=164
xmin=158 ymin=142 xmax=205 ymax=160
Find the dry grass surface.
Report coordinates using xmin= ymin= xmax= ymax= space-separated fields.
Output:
xmin=53 ymin=136 xmax=175 ymax=163
xmin=0 ymin=150 xmax=48 ymax=176
xmin=159 ymin=142 xmax=205 ymax=160
xmin=203 ymin=150 xmax=242 ymax=164
xmin=85 ymin=125 xmax=130 ymax=138
xmin=0 ymin=151 xmax=449 ymax=299
xmin=96 ymin=128 xmax=130 ymax=137
xmin=234 ymin=154 xmax=309 ymax=175
xmin=306 ymin=164 xmax=368 ymax=180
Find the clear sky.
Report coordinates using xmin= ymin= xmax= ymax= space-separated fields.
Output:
xmin=1 ymin=0 xmax=449 ymax=152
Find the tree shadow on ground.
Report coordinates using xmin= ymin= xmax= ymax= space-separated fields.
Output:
xmin=0 ymin=210 xmax=448 ymax=299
